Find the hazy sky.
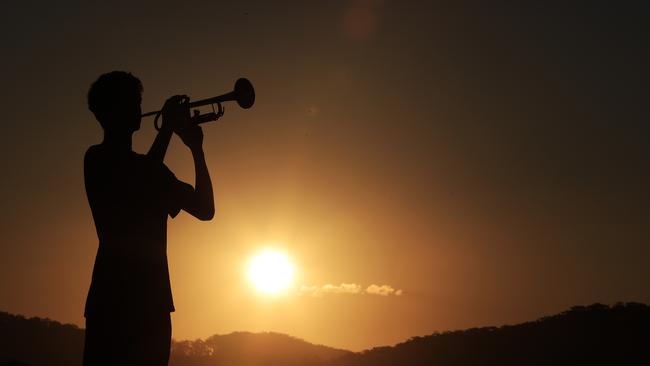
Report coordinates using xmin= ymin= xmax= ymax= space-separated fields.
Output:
xmin=1 ymin=1 xmax=649 ymax=351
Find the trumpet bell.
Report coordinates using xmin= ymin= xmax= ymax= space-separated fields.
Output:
xmin=234 ymin=78 xmax=255 ymax=109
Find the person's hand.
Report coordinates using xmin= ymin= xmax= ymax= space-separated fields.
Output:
xmin=177 ymin=122 xmax=204 ymax=152
xmin=160 ymin=95 xmax=190 ymax=132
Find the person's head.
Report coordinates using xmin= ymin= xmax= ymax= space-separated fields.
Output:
xmin=87 ymin=71 xmax=143 ymax=134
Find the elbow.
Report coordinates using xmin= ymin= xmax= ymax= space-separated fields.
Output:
xmin=198 ymin=206 xmax=215 ymax=221
xmin=187 ymin=193 xmax=215 ymax=221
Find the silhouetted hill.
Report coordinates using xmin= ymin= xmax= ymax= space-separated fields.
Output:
xmin=0 ymin=311 xmax=348 ymax=366
xmin=329 ymin=302 xmax=650 ymax=366
xmin=1 ymin=303 xmax=649 ymax=365
xmin=0 ymin=311 xmax=84 ymax=366
xmin=170 ymin=331 xmax=350 ymax=366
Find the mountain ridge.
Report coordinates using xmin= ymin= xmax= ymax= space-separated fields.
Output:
xmin=1 ymin=302 xmax=649 ymax=365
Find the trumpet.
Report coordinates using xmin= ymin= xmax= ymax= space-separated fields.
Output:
xmin=142 ymin=78 xmax=255 ymax=130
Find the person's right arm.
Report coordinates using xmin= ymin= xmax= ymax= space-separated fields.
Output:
xmin=146 ymin=95 xmax=189 ymax=163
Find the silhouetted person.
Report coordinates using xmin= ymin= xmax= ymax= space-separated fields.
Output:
xmin=82 ymin=71 xmax=214 ymax=366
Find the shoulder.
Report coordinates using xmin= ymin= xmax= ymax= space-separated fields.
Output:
xmin=84 ymin=144 xmax=104 ymax=163
xmin=84 ymin=145 xmax=105 ymax=183
xmin=84 ymin=144 xmax=111 ymax=174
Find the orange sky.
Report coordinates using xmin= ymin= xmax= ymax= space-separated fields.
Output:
xmin=1 ymin=1 xmax=649 ymax=351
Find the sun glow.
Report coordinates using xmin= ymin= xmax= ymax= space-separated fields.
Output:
xmin=247 ymin=249 xmax=295 ymax=295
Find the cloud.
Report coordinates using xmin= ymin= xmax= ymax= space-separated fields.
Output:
xmin=300 ymin=283 xmax=403 ymax=297
xmin=300 ymin=283 xmax=362 ymax=297
xmin=366 ymin=284 xmax=403 ymax=296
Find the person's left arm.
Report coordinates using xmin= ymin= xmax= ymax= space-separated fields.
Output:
xmin=155 ymin=95 xmax=215 ymax=221
xmin=176 ymin=124 xmax=214 ymax=221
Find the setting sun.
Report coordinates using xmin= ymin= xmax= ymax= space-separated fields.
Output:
xmin=247 ymin=249 xmax=295 ymax=295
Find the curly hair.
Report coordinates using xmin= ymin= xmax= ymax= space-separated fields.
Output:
xmin=87 ymin=71 xmax=142 ymax=128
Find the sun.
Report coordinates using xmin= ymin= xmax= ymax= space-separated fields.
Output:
xmin=247 ymin=249 xmax=295 ymax=295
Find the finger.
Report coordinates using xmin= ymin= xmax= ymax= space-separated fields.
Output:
xmin=163 ymin=95 xmax=182 ymax=110
xmin=180 ymin=122 xmax=197 ymax=132
xmin=165 ymin=95 xmax=181 ymax=103
xmin=182 ymin=125 xmax=201 ymax=137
